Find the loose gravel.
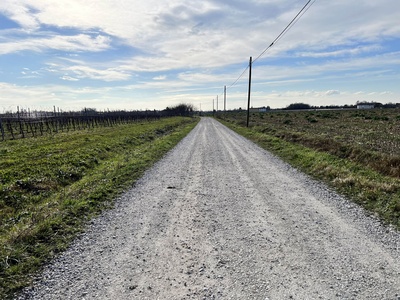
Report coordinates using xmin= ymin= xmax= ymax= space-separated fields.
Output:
xmin=17 ymin=117 xmax=400 ymax=299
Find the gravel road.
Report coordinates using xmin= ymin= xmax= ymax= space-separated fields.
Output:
xmin=18 ymin=117 xmax=400 ymax=299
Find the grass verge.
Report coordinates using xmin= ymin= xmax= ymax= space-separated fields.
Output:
xmin=0 ymin=117 xmax=199 ymax=299
xmin=220 ymin=120 xmax=400 ymax=230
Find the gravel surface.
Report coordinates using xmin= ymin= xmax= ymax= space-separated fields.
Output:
xmin=17 ymin=117 xmax=400 ymax=300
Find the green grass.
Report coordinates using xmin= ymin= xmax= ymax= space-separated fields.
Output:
xmin=0 ymin=116 xmax=199 ymax=299
xmin=218 ymin=111 xmax=400 ymax=230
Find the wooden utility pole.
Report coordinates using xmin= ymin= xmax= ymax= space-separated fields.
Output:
xmin=246 ymin=56 xmax=252 ymax=127
xmin=216 ymin=95 xmax=218 ymax=112
xmin=224 ymin=85 xmax=227 ymax=111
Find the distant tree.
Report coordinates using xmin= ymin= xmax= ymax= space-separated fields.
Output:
xmin=383 ymin=103 xmax=397 ymax=108
xmin=285 ymin=103 xmax=311 ymax=110
xmin=164 ymin=103 xmax=194 ymax=116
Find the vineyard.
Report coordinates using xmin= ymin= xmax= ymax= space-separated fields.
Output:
xmin=0 ymin=106 xmax=194 ymax=141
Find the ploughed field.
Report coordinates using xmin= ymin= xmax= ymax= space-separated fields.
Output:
xmin=218 ymin=109 xmax=400 ymax=228
xmin=220 ymin=108 xmax=400 ymax=165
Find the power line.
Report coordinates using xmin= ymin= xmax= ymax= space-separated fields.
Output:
xmin=253 ymin=0 xmax=315 ymax=63
xmin=228 ymin=65 xmax=249 ymax=89
xmin=226 ymin=0 xmax=316 ymax=90
xmin=276 ymin=0 xmax=316 ymax=44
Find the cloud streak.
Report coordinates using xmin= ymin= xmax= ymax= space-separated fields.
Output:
xmin=0 ymin=33 xmax=111 ymax=54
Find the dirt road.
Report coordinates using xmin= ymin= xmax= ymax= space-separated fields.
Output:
xmin=19 ymin=118 xmax=400 ymax=299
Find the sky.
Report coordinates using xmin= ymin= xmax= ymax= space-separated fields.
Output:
xmin=0 ymin=0 xmax=400 ymax=112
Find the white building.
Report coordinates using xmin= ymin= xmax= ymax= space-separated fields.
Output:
xmin=357 ymin=103 xmax=375 ymax=109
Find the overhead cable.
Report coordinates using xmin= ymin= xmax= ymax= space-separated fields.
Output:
xmin=228 ymin=65 xmax=249 ymax=89
xmin=253 ymin=0 xmax=315 ymax=63
xmin=226 ymin=0 xmax=316 ymax=90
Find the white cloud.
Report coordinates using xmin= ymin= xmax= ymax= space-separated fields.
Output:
xmin=0 ymin=1 xmax=40 ymax=30
xmin=298 ymin=45 xmax=383 ymax=58
xmin=0 ymin=81 xmax=193 ymax=111
xmin=42 ymin=59 xmax=132 ymax=82
xmin=60 ymin=75 xmax=79 ymax=81
xmin=325 ymin=90 xmax=340 ymax=96
xmin=2 ymin=0 xmax=400 ymax=68
xmin=64 ymin=65 xmax=131 ymax=82
xmin=0 ymin=33 xmax=111 ymax=55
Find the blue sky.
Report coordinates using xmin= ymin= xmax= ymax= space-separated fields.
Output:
xmin=0 ymin=0 xmax=399 ymax=112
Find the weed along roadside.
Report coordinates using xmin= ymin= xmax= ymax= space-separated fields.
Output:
xmin=217 ymin=110 xmax=400 ymax=230
xmin=0 ymin=116 xmax=199 ymax=299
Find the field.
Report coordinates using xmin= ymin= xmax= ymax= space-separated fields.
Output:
xmin=0 ymin=116 xmax=199 ymax=298
xmin=218 ymin=108 xmax=400 ymax=228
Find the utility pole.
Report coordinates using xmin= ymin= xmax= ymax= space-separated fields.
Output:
xmin=224 ymin=85 xmax=227 ymax=111
xmin=246 ymin=56 xmax=252 ymax=127
xmin=216 ymin=95 xmax=218 ymax=112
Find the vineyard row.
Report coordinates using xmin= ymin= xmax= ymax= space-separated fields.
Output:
xmin=0 ymin=110 xmax=184 ymax=141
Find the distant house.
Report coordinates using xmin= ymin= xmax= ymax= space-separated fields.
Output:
xmin=250 ymin=106 xmax=270 ymax=112
xmin=357 ymin=103 xmax=375 ymax=110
